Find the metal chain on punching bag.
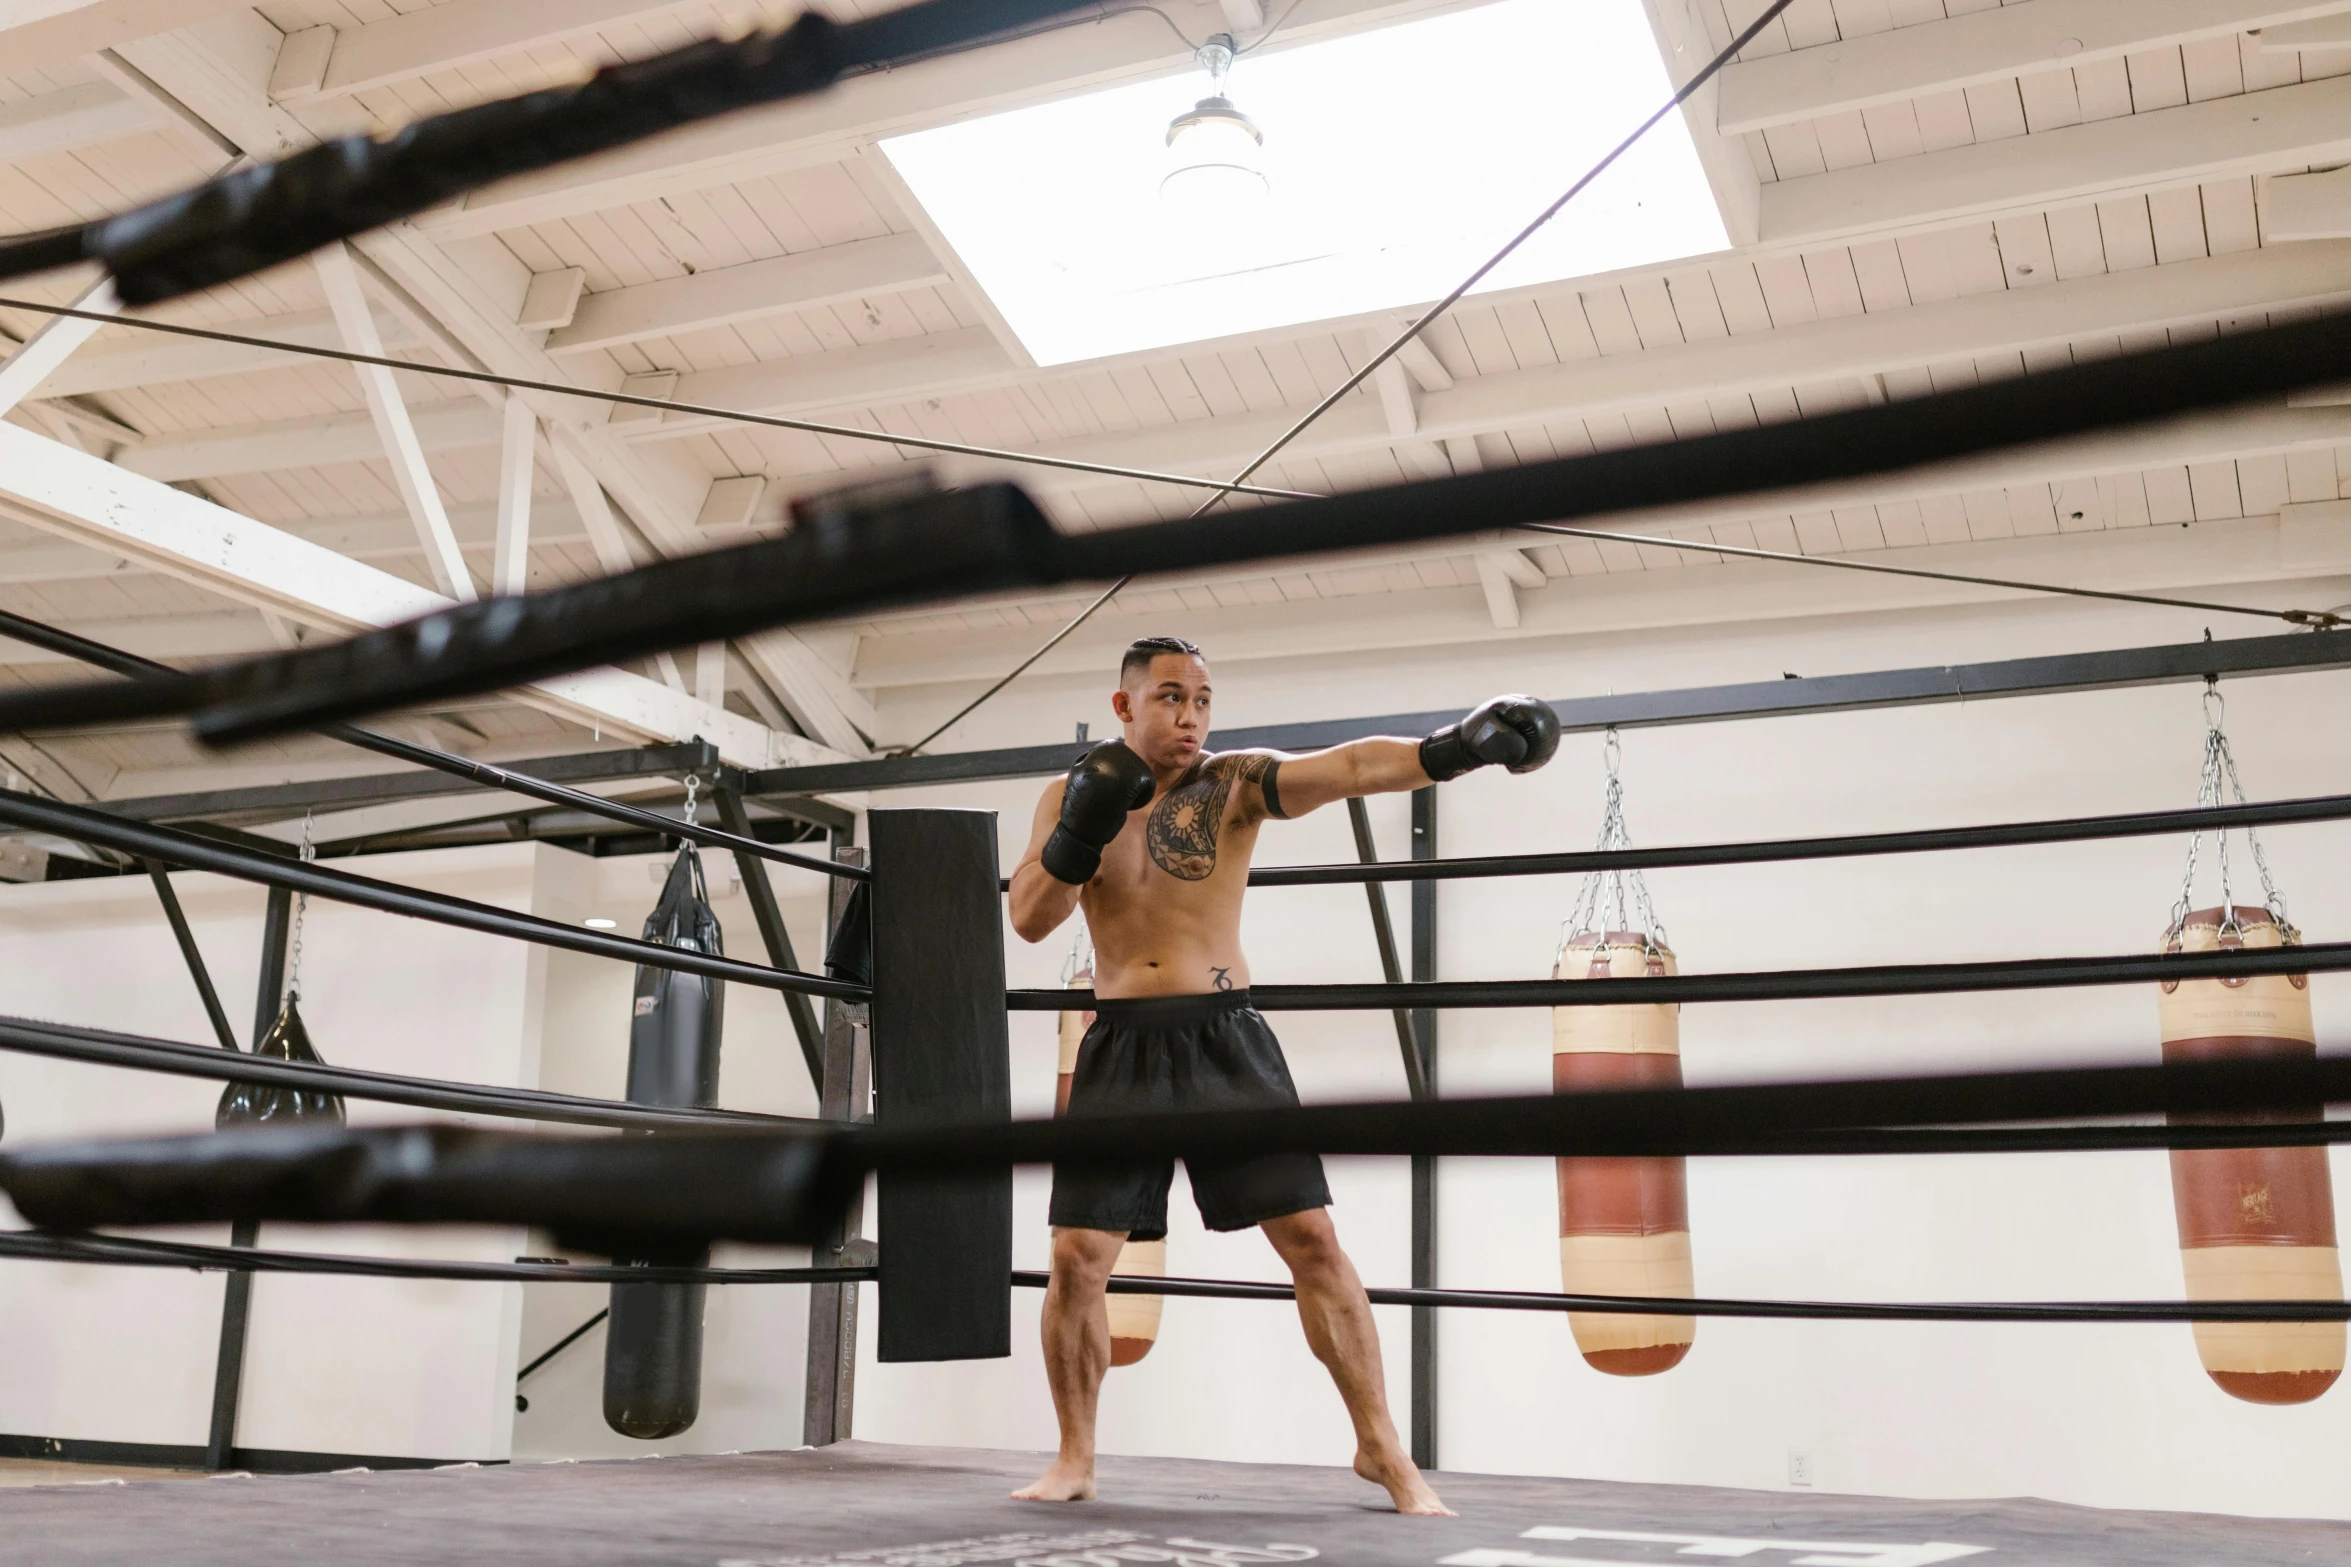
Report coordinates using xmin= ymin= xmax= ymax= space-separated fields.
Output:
xmin=2156 ymin=680 xmax=2341 ymax=1405
xmin=218 ymin=812 xmax=344 ymax=1128
xmin=604 ymin=773 xmax=728 ymax=1439
xmin=1550 ymin=728 xmax=1694 ymax=1377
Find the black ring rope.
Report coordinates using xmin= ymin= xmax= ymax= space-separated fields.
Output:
xmin=0 ymin=1233 xmax=2338 ymax=1325
xmin=0 ymin=788 xmax=866 ymax=1003
xmin=0 ymin=298 xmax=1310 ymax=503
xmin=11 ymin=302 xmax=2344 ymax=749
xmin=12 ymin=1056 xmax=2351 ymax=1252
xmin=0 ymin=0 xmax=1108 ymax=305
xmin=1018 ymin=1272 xmax=2351 ymax=1325
xmin=0 ymin=607 xmax=864 ymax=882
xmin=3 ymin=1007 xmax=2346 ymax=1155
xmin=0 ymin=1015 xmax=811 ymax=1132
xmin=1235 ymin=791 xmax=2351 ymax=886
xmin=1016 ymin=939 xmax=2351 ymax=1012
xmin=0 ymin=1230 xmax=871 ymax=1286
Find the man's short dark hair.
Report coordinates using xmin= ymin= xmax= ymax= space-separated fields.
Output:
xmin=1120 ymin=635 xmax=1204 ymax=685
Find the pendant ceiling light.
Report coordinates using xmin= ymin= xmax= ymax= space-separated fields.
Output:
xmin=1162 ymin=33 xmax=1267 ymax=214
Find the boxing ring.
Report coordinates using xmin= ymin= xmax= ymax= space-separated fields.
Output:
xmin=0 ymin=0 xmax=2348 ymax=1555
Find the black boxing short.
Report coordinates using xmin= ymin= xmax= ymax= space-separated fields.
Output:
xmin=1048 ymin=988 xmax=1332 ymax=1239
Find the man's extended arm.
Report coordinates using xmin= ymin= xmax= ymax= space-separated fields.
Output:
xmin=1249 ymin=695 xmax=1561 ymax=819
xmin=1009 ymin=778 xmax=1083 ymax=943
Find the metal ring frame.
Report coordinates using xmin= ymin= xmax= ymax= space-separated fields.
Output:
xmin=6 ymin=636 xmax=2351 ymax=1321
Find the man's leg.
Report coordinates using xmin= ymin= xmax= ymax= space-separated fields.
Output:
xmin=1260 ymin=1208 xmax=1453 ymax=1516
xmin=1013 ymin=1225 xmax=1127 ymax=1501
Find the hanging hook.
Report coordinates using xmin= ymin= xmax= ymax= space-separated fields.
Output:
xmin=680 ymin=770 xmax=701 ymax=825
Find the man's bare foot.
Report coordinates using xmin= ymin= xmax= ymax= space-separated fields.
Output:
xmin=1012 ymin=1457 xmax=1097 ymax=1502
xmin=1354 ymin=1446 xmax=1454 ymax=1516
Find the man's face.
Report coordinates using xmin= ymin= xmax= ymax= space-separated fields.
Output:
xmin=1113 ymin=653 xmax=1211 ymax=772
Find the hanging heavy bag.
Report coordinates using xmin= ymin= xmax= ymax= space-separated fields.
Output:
xmin=217 ymin=995 xmax=346 ymax=1128
xmin=603 ymin=844 xmax=726 ymax=1440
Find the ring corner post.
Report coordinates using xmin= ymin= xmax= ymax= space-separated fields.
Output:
xmin=1408 ymin=784 xmax=1439 ymax=1473
xmin=869 ymin=808 xmax=1013 ymax=1363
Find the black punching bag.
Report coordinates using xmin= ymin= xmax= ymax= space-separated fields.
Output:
xmin=603 ymin=844 xmax=725 ymax=1439
xmin=218 ymin=996 xmax=346 ymax=1127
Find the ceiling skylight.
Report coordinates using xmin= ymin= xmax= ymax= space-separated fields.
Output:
xmin=880 ymin=0 xmax=1729 ymax=367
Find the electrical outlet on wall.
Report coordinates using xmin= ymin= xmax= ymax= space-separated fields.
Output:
xmin=1788 ymin=1448 xmax=1814 ymax=1487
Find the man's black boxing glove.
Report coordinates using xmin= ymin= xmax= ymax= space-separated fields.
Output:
xmin=1040 ymin=740 xmax=1156 ymax=884
xmin=1419 ymin=695 xmax=1562 ymax=782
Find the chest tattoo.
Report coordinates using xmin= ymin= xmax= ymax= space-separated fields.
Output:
xmin=1145 ymin=753 xmax=1272 ymax=881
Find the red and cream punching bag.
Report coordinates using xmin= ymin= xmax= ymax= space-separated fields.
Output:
xmin=2160 ymin=905 xmax=2342 ymax=1404
xmin=1553 ymin=931 xmax=1694 ymax=1375
xmin=1060 ymin=957 xmax=1166 ymax=1366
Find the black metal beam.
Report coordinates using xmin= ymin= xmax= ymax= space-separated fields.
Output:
xmin=103 ymin=741 xmax=718 ymax=826
xmin=206 ymin=887 xmax=289 ymax=1471
xmin=804 ymin=835 xmax=871 ymax=1446
xmin=712 ymin=782 xmax=825 ymax=1087
xmin=0 ymin=789 xmax=864 ymax=1003
xmin=1345 ymin=797 xmax=1425 ymax=1102
xmin=144 ymin=861 xmax=237 ymax=1052
xmin=1407 ymin=786 xmax=1437 ymax=1475
xmin=745 ymin=629 xmax=2351 ymax=797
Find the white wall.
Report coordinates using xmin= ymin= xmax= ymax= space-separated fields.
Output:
xmin=0 ymin=843 xmax=560 ymax=1461
xmin=845 ymin=589 xmax=2351 ymax=1520
xmin=509 ymin=844 xmax=830 ymax=1462
xmin=0 ymin=832 xmax=844 ymax=1466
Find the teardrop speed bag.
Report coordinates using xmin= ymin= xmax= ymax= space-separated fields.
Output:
xmin=604 ymin=844 xmax=726 ymax=1439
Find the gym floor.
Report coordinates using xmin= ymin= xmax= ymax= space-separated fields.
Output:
xmin=0 ymin=1440 xmax=2339 ymax=1566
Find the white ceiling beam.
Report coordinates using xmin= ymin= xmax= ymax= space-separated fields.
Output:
xmin=735 ymin=632 xmax=879 ymax=752
xmin=0 ymin=277 xmax=116 ymax=419
xmin=0 ymin=80 xmax=155 ymax=160
xmin=1761 ymin=69 xmax=2351 ymax=246
xmin=618 ymin=328 xmax=1017 ymax=440
xmin=1218 ymin=0 xmax=1266 ymax=29
xmin=843 ymin=399 xmax=2351 ymax=648
xmin=415 ymin=0 xmax=1493 ymax=238
xmin=1717 ymin=0 xmax=2351 ymax=136
xmin=32 ymin=307 xmax=421 ymax=399
xmin=922 ymin=240 xmax=2351 ymax=495
xmin=315 ymin=240 xmax=476 ymax=600
xmin=546 ymin=232 xmax=948 ymax=356
xmin=493 ymin=395 xmax=536 ymax=597
xmin=0 ymin=0 xmax=256 ymax=82
xmin=100 ymin=13 xmax=860 ymax=765
xmin=117 ymin=399 xmax=498 ymax=481
xmin=2259 ymin=13 xmax=2351 ymax=46
xmin=1473 ymin=552 xmax=1521 ymax=629
xmin=279 ymin=0 xmax=748 ymax=103
xmin=2259 ymin=166 xmax=2351 ymax=239
xmin=851 ymin=510 xmax=2351 ymax=693
xmin=118 ymin=238 xmax=2351 ymax=496
xmin=0 ymin=419 xmax=793 ymax=765
xmin=0 ymin=498 xmax=592 ymax=586
xmin=1638 ymin=0 xmax=1759 ymax=245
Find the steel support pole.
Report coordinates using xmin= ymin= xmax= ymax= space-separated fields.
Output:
xmin=205 ymin=885 xmax=290 ymax=1471
xmin=804 ymin=832 xmax=871 ymax=1444
xmin=1408 ymin=785 xmax=1438 ymax=1472
xmin=145 ymin=860 xmax=237 ymax=1051
xmin=1346 ymin=797 xmax=1427 ymax=1101
xmin=710 ymin=781 xmax=825 ymax=1087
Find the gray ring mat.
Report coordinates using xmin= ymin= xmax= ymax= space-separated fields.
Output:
xmin=0 ymin=1440 xmax=2341 ymax=1565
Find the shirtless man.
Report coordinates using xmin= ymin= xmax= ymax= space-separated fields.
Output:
xmin=1006 ymin=635 xmax=1560 ymax=1517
